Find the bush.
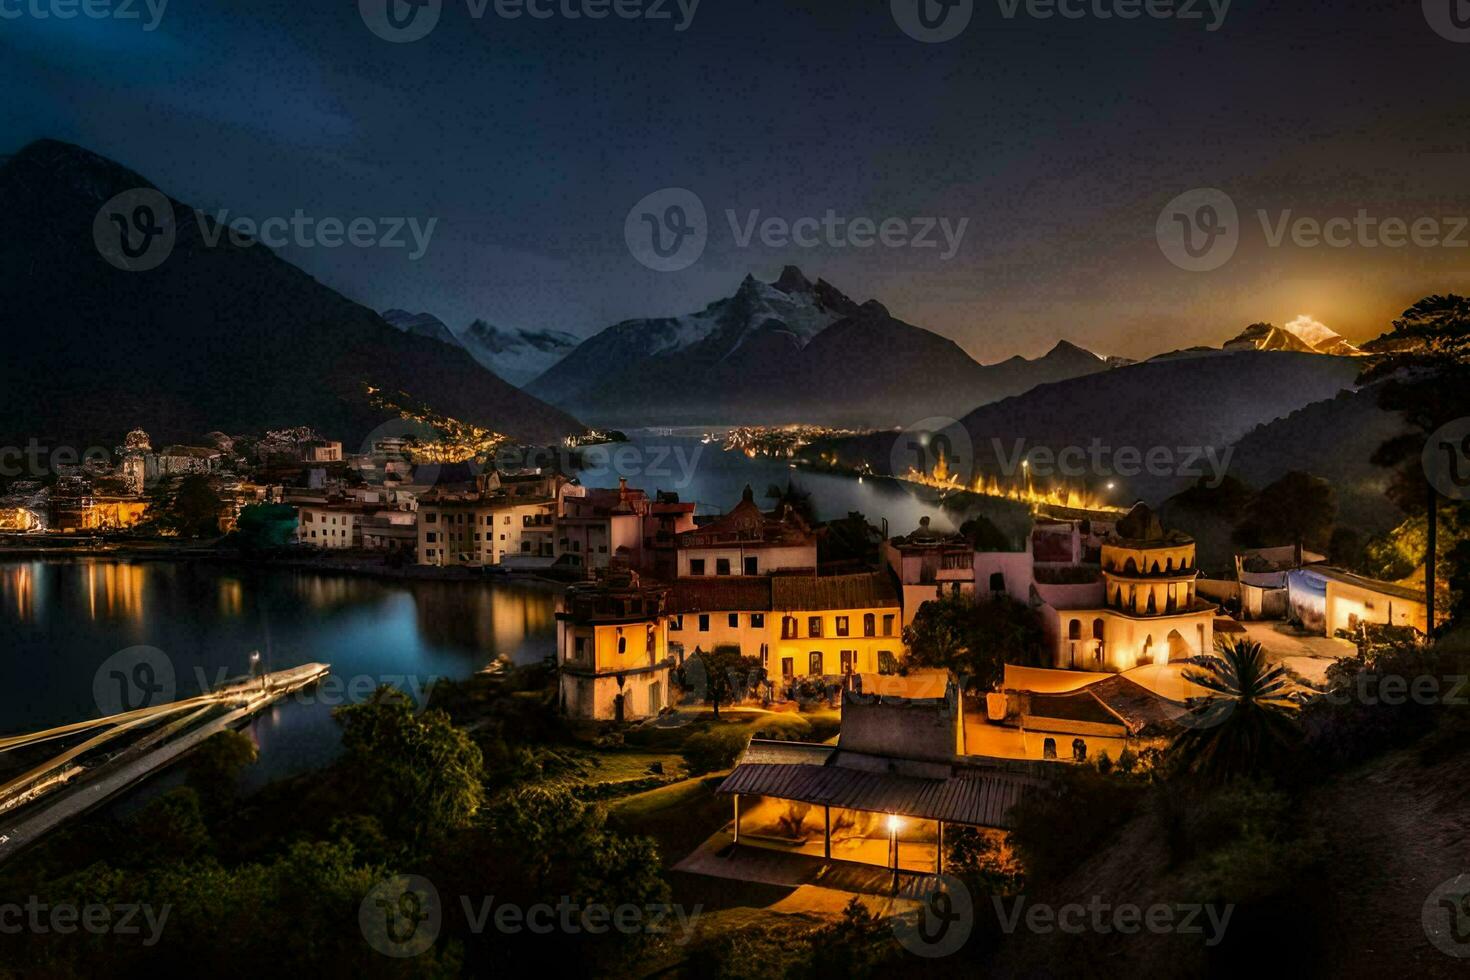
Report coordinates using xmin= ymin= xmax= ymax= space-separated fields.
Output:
xmin=682 ymin=730 xmax=750 ymax=775
xmin=751 ymin=714 xmax=812 ymax=742
xmin=1008 ymin=767 xmax=1142 ymax=883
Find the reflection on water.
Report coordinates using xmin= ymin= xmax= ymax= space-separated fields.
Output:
xmin=0 ymin=559 xmax=559 ymax=785
xmin=578 ymin=431 xmax=1034 ymax=545
xmin=84 ymin=561 xmax=146 ymax=622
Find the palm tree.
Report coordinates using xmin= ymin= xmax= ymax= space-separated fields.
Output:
xmin=1167 ymin=637 xmax=1299 ymax=782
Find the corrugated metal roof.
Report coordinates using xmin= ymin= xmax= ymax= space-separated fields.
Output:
xmin=770 ymin=572 xmax=899 ymax=612
xmin=717 ymin=759 xmax=1040 ymax=829
xmin=1301 ymin=565 xmax=1426 ymax=604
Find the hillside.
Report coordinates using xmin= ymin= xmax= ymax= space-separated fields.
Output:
xmin=0 ymin=140 xmax=582 ymax=449
xmin=1226 ymin=384 xmax=1408 ymax=532
xmin=813 ymin=350 xmax=1364 ymax=505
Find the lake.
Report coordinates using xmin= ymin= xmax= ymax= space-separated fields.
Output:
xmin=572 ymin=429 xmax=1032 ymax=541
xmin=0 ymin=559 xmax=560 ymax=787
xmin=0 ymin=432 xmax=1029 ymax=789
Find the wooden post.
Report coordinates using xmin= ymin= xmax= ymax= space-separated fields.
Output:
xmin=936 ymin=821 xmax=944 ymax=875
xmin=1427 ymin=478 xmax=1437 ymax=634
xmin=824 ymin=806 xmax=831 ymax=860
xmin=732 ymin=794 xmax=741 ymax=845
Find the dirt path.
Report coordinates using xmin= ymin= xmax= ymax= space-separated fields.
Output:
xmin=1312 ymin=746 xmax=1470 ymax=975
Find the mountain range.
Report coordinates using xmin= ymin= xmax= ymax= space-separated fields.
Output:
xmin=525 ymin=267 xmax=1114 ymax=427
xmin=381 ymin=309 xmax=460 ymax=348
xmin=379 ymin=310 xmax=580 ymax=388
xmin=0 ymin=140 xmax=582 ymax=451
xmin=458 ymin=321 xmax=580 ymax=388
xmin=1224 ymin=315 xmax=1363 ymax=356
xmin=813 ymin=349 xmax=1369 ymax=510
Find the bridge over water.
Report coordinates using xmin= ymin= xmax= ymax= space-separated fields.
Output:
xmin=0 ymin=662 xmax=329 ymax=864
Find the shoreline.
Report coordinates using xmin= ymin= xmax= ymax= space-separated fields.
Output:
xmin=0 ymin=540 xmax=574 ymax=587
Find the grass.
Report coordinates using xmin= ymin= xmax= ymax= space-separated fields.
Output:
xmin=620 ymin=706 xmax=842 ymax=752
xmin=606 ymin=774 xmax=731 ymax=870
xmin=533 ymin=748 xmax=685 ymax=789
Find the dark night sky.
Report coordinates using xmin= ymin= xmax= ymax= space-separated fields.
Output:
xmin=4 ymin=0 xmax=1468 ymax=361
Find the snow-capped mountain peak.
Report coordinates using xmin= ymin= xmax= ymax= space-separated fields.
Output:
xmin=459 ymin=320 xmax=579 ymax=388
xmin=640 ymin=265 xmax=860 ymax=358
xmin=1224 ymin=316 xmax=1362 ymax=356
xmin=381 ymin=309 xmax=460 ymax=348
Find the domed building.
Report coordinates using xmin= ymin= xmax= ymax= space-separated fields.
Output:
xmin=1101 ymin=504 xmax=1199 ymax=617
xmin=122 ymin=428 xmax=152 ymax=453
xmin=1037 ymin=504 xmax=1216 ymax=671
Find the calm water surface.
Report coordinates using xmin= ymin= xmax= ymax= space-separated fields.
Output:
xmin=1 ymin=436 xmax=1028 ymax=789
xmin=0 ymin=560 xmax=558 ymax=786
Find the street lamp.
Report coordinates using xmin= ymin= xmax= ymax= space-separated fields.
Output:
xmin=249 ymin=651 xmax=264 ymax=692
xmin=888 ymin=813 xmax=901 ymax=892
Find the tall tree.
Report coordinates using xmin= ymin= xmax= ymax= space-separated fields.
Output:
xmin=1361 ymin=294 xmax=1470 ymax=633
xmin=685 ymin=646 xmax=761 ymax=719
xmin=1232 ymin=471 xmax=1335 ymax=565
xmin=902 ymin=591 xmax=1043 ymax=690
xmin=334 ymin=686 xmax=484 ymax=845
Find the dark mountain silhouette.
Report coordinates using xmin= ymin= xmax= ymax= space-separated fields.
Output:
xmin=0 ymin=140 xmax=581 ymax=451
xmin=527 ymin=267 xmax=1112 ymax=426
xmin=815 ymin=351 xmax=1364 ymax=505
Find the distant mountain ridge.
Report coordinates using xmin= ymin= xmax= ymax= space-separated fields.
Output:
xmin=459 ymin=321 xmax=580 ymax=388
xmin=381 ymin=309 xmax=461 ymax=348
xmin=0 ymin=139 xmax=582 ymax=449
xmin=1225 ymin=316 xmax=1362 ymax=356
xmin=814 ymin=350 xmax=1365 ymax=506
xmin=527 ymin=267 xmax=1113 ymax=426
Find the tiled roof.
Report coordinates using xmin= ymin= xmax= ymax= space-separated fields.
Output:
xmin=669 ymin=577 xmax=773 ymax=613
xmin=1024 ymin=675 xmax=1186 ymax=738
xmin=770 ymin=571 xmax=899 ymax=611
xmin=677 ymin=493 xmax=815 ymax=549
